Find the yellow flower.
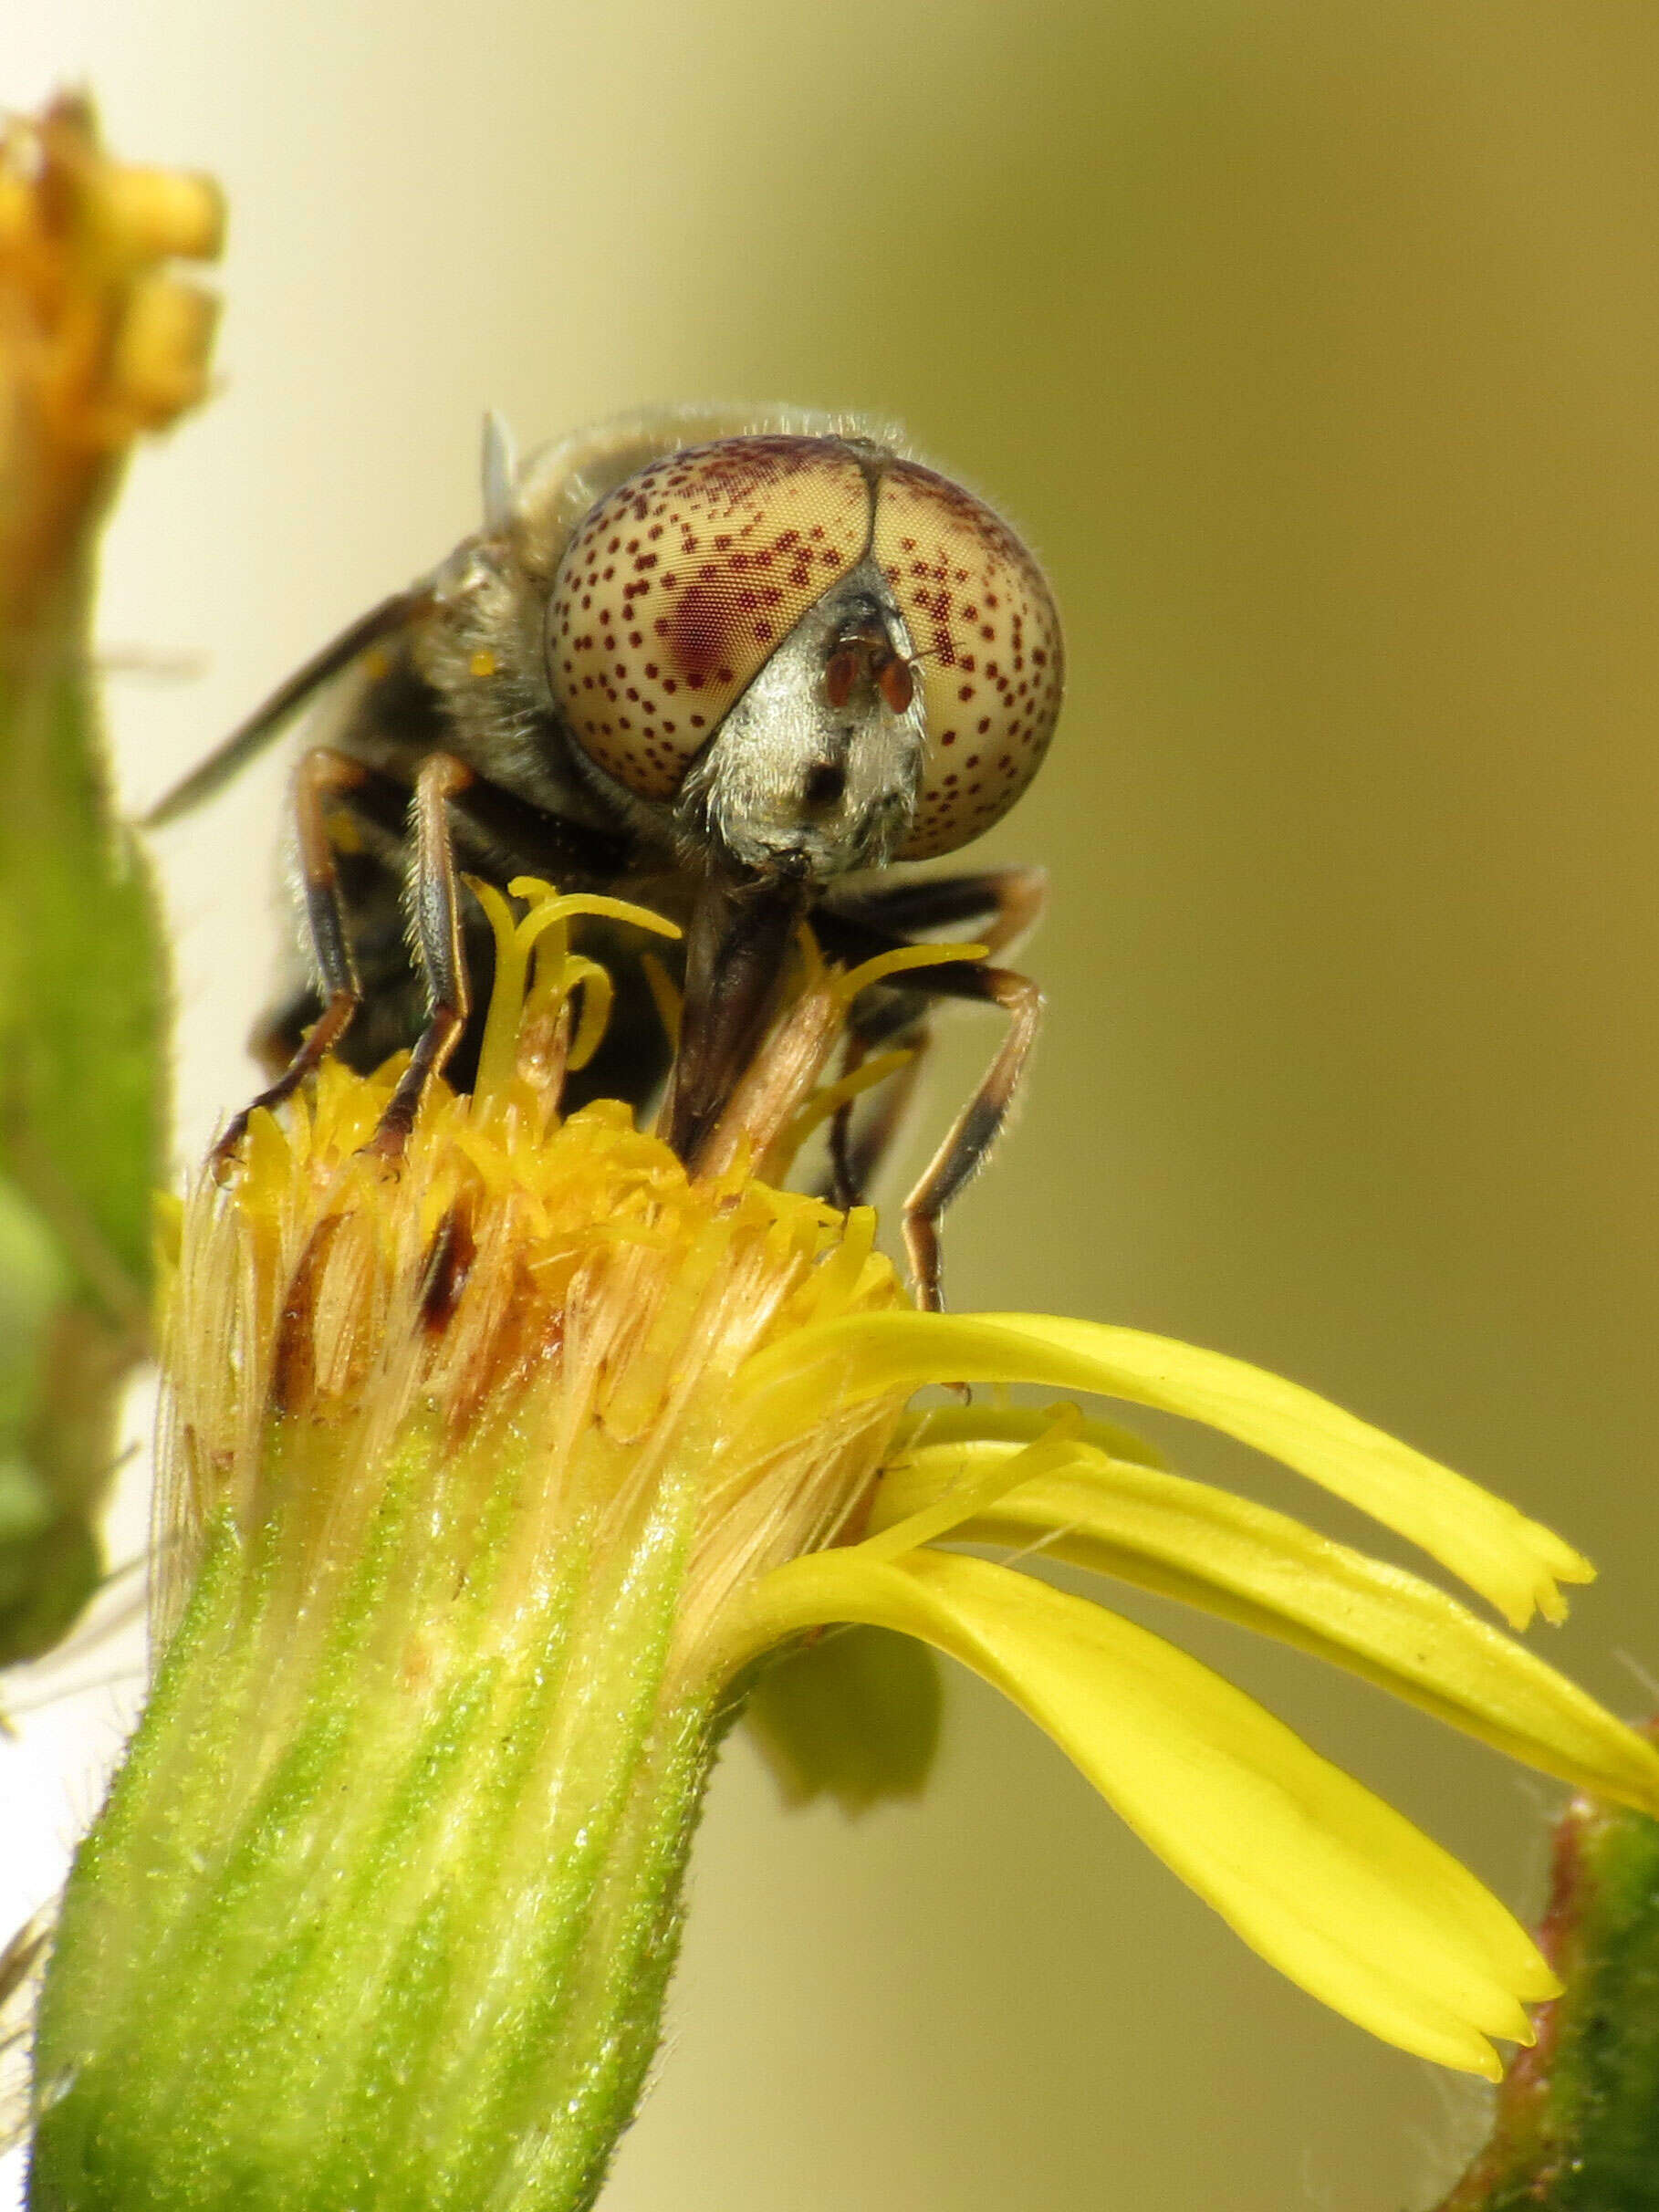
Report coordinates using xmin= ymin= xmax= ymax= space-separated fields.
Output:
xmin=27 ymin=880 xmax=1659 ymax=2210
xmin=0 ymin=94 xmax=221 ymax=634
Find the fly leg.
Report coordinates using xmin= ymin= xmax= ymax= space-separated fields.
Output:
xmin=826 ymin=1022 xmax=932 ymax=1213
xmin=816 ymin=867 xmax=1049 ymax=1302
xmin=211 ymin=746 xmax=368 ymax=1171
xmin=364 ymin=752 xmax=475 ymax=1160
xmin=816 ymin=949 xmax=1043 ymax=1310
xmin=823 ymin=862 xmax=1048 ymax=963
xmin=897 ymin=961 xmax=1042 ymax=1312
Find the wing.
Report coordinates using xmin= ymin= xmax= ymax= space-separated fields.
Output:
xmin=141 ymin=586 xmax=436 ymax=828
xmin=143 ymin=405 xmax=910 ymax=830
xmin=0 ymin=1907 xmax=52 ymax=2161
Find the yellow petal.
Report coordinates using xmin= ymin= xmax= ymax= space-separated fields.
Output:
xmin=717 ymin=1549 xmax=1556 ymax=2075
xmin=871 ymin=1436 xmax=1659 ymax=1815
xmin=736 ymin=1312 xmax=1589 ymax=1626
xmin=893 ymin=1399 xmax=1166 ymax=1468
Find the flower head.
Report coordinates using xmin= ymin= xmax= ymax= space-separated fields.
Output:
xmin=1 ymin=93 xmax=221 ymax=632
xmin=26 ymin=880 xmax=1659 ymax=2209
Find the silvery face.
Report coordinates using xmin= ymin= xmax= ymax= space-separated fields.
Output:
xmin=672 ymin=562 xmax=926 ymax=882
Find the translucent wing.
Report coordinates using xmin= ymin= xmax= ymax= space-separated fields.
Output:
xmin=141 ymin=586 xmax=434 ymax=827
xmin=0 ymin=1908 xmax=52 ymax=2160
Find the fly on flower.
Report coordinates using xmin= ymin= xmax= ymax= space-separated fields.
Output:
xmin=144 ymin=408 xmax=1063 ymax=1309
xmin=24 ymin=871 xmax=1659 ymax=2212
xmin=18 ymin=366 xmax=1659 ymax=2212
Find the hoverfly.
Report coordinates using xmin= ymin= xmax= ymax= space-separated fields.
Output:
xmin=147 ymin=407 xmax=1063 ymax=1308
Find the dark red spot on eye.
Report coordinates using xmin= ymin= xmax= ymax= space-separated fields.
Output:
xmin=666 ymin=582 xmax=740 ymax=681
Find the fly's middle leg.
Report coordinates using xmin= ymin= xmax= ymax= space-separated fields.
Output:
xmin=210 ymin=746 xmax=368 ymax=1173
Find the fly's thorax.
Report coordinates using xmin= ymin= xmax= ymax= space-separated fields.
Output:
xmin=673 ymin=560 xmax=925 ymax=882
xmin=411 ymin=536 xmax=600 ymax=824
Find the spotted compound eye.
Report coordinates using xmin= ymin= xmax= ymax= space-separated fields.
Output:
xmin=873 ymin=460 xmax=1063 ymax=861
xmin=547 ymin=436 xmax=872 ymax=801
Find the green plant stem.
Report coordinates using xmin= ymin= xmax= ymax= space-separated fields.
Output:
xmin=0 ymin=543 xmax=163 ymax=1663
xmin=1435 ymin=1757 xmax=1659 ymax=2209
xmin=27 ymin=1412 xmax=717 ymax=2212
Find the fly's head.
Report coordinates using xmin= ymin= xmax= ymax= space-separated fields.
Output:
xmin=544 ymin=432 xmax=1063 ymax=891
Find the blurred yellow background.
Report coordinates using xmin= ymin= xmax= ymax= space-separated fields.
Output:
xmin=10 ymin=5 xmax=1659 ymax=2205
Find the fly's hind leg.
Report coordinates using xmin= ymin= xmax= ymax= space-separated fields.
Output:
xmin=211 ymin=746 xmax=369 ymax=1172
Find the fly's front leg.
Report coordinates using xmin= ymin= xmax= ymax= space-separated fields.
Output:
xmin=365 ymin=753 xmax=474 ymax=1160
xmin=212 ymin=746 xmax=368 ymax=1172
xmin=826 ymin=1020 xmax=932 ymax=1213
xmin=817 ymin=867 xmax=1049 ymax=1305
xmin=823 ymin=863 xmax=1048 ymax=964
xmin=900 ymin=963 xmax=1042 ymax=1313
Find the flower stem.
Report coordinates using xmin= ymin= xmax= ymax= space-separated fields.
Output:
xmin=0 ymin=97 xmax=219 ymax=1663
xmin=1435 ymin=1743 xmax=1659 ymax=2210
